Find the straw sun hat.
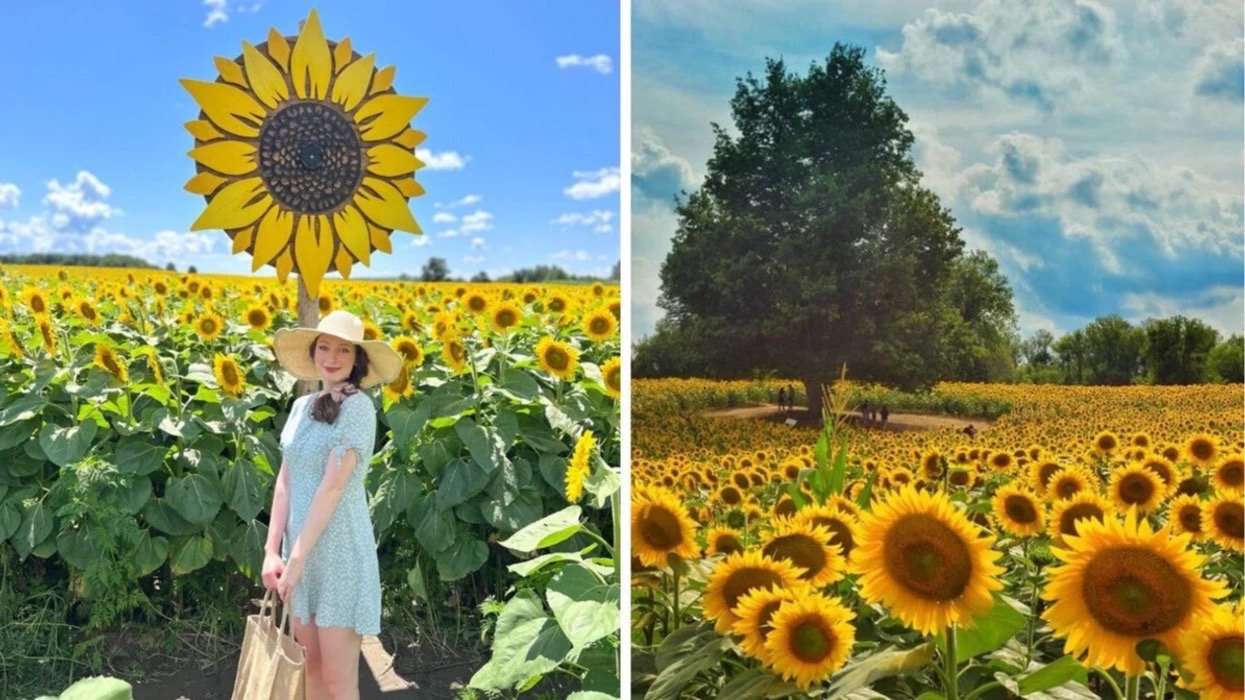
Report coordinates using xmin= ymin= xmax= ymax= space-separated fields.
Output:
xmin=273 ymin=310 xmax=402 ymax=389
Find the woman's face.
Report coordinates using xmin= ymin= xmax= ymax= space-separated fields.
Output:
xmin=313 ymin=335 xmax=357 ymax=384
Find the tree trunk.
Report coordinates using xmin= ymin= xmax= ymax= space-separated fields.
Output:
xmin=296 ymin=278 xmax=318 ymax=398
xmin=803 ymin=377 xmax=825 ymax=424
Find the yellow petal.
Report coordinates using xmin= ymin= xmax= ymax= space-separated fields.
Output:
xmin=273 ymin=248 xmax=294 ymax=283
xmin=355 ymin=178 xmax=421 ymax=233
xmin=294 ymin=215 xmax=333 ymax=298
xmin=290 ymin=9 xmax=331 ymax=99
xmin=369 ymin=223 xmax=393 ymax=254
xmin=369 ymin=65 xmax=395 ymax=95
xmin=185 ymin=119 xmax=224 ymax=142
xmin=184 ymin=172 xmax=228 ymax=195
xmin=252 ymin=205 xmax=294 ymax=268
xmin=332 ymin=205 xmax=371 ymax=265
xmin=188 ymin=141 xmax=257 ymax=176
xmin=354 ymin=95 xmax=428 ymax=142
xmin=333 ymin=37 xmax=353 ymax=73
xmin=180 ymin=79 xmax=265 ymax=138
xmin=214 ymin=56 xmax=248 ymax=87
xmin=232 ymin=226 xmax=255 ymax=255
xmin=191 ymin=178 xmax=270 ymax=231
xmin=395 ymin=128 xmax=426 ymax=149
xmin=266 ymin=28 xmax=291 ymax=71
xmin=330 ymin=53 xmax=375 ymax=112
xmin=366 ymin=143 xmax=421 ymax=177
xmin=395 ymin=178 xmax=425 ymax=198
xmin=242 ymin=41 xmax=289 ymax=109
xmin=334 ymin=246 xmax=354 ymax=279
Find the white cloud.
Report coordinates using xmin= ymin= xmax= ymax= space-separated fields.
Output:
xmin=555 ymin=54 xmax=613 ymax=74
xmin=432 ymin=212 xmax=457 ymax=224
xmin=436 ymin=194 xmax=483 ymax=209
xmin=460 ymin=210 xmax=493 ymax=234
xmin=633 ymin=126 xmax=697 ymax=200
xmin=436 ymin=229 xmax=459 ymax=238
xmin=470 ymin=236 xmax=486 ymax=250
xmin=564 ymin=167 xmax=620 ymax=200
xmin=552 ymin=249 xmax=592 ymax=262
xmin=0 ymin=183 xmax=19 ymax=209
xmin=1121 ymin=286 xmax=1244 ymax=336
xmin=203 ymin=0 xmax=229 ymax=27
xmin=416 ymin=148 xmax=470 ymax=171
xmin=1192 ymin=37 xmax=1244 ymax=101
xmin=553 ymin=210 xmax=615 ymax=232
xmin=43 ymin=171 xmax=116 ymax=225
xmin=411 ymin=235 xmax=432 ymax=247
xmin=463 ymin=255 xmax=485 ymax=264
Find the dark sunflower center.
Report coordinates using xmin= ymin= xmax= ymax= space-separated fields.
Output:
xmin=590 ymin=318 xmax=610 ymax=334
xmin=1059 ymin=504 xmax=1104 ymax=538
xmin=102 ymin=353 xmax=121 ymax=375
xmin=1209 ymin=636 xmax=1245 ymax=691
xmin=1081 ymin=546 xmax=1191 ymax=636
xmin=1178 ymin=505 xmax=1203 ymax=533
xmin=221 ymin=362 xmax=239 ymax=385
xmin=950 ymin=470 xmax=971 ymax=486
xmin=763 ymin=534 xmax=827 ymax=580
xmin=1219 ymin=461 xmax=1244 ymax=488
xmin=248 ymin=310 xmax=266 ymax=325
xmin=549 ymin=299 xmax=566 ymax=312
xmin=813 ymin=518 xmax=855 ymax=558
xmin=31 ymin=296 xmax=46 ymax=313
xmin=756 ymin=600 xmax=783 ymax=638
xmin=1176 ymin=477 xmax=1204 ymax=497
xmin=1039 ymin=464 xmax=1062 ymax=488
xmin=1055 ymin=477 xmax=1082 ymax=499
xmin=1098 ymin=436 xmax=1117 ymax=451
xmin=469 ymin=298 xmax=485 ymax=311
xmin=638 ymin=505 xmax=683 ymax=550
xmin=790 ymin=616 xmax=834 ymax=663
xmin=201 ymin=319 xmax=217 ymax=334
xmin=714 ymin=533 xmax=743 ymax=555
xmin=545 ymin=347 xmax=569 ymax=370
xmin=1213 ymin=502 xmax=1244 ymax=539
xmin=1004 ymin=495 xmax=1039 ymax=524
xmin=882 ymin=513 xmax=973 ymax=601
xmin=774 ymin=498 xmax=797 ymax=518
xmin=605 ymin=366 xmax=620 ymax=390
xmin=720 ymin=486 xmax=742 ymax=505
xmin=724 ymin=568 xmax=783 ymax=610
xmin=258 ymin=102 xmax=363 ymax=214
xmin=497 ymin=310 xmax=515 ymax=326
xmin=1191 ymin=440 xmax=1215 ymax=461
xmin=1119 ymin=473 xmax=1155 ymax=504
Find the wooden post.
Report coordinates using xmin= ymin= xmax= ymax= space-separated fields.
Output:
xmin=296 ymin=276 xmax=318 ymax=397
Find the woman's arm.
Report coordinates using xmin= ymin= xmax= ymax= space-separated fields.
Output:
xmin=284 ymin=446 xmax=358 ymax=566
xmin=265 ymin=457 xmax=292 ymax=556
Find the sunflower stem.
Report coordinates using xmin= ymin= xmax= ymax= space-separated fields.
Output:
xmin=1125 ymin=674 xmax=1140 ymax=700
xmin=1022 ymin=538 xmax=1041 ymax=669
xmin=1091 ymin=667 xmax=1125 ymax=700
xmin=944 ymin=625 xmax=959 ymax=700
xmin=962 ymin=681 xmax=1003 ymax=700
xmin=671 ymin=570 xmax=681 ymax=632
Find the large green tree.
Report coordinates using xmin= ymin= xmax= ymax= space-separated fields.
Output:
xmin=1208 ymin=334 xmax=1244 ymax=383
xmin=657 ymin=45 xmax=993 ymax=407
xmin=1142 ymin=316 xmax=1219 ymax=384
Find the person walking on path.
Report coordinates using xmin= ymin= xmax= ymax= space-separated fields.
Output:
xmin=262 ymin=310 xmax=402 ymax=700
xmin=777 ymin=386 xmax=787 ymax=415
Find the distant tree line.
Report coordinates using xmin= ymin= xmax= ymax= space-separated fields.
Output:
xmin=0 ymin=253 xmax=158 ymax=269
xmin=396 ymin=257 xmax=620 ymax=284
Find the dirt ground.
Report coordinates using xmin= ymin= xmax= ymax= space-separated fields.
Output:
xmin=703 ymin=404 xmax=992 ymax=434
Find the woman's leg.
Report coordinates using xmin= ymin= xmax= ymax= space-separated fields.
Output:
xmin=290 ymin=614 xmax=327 ymax=700
xmin=317 ymin=625 xmax=363 ymax=700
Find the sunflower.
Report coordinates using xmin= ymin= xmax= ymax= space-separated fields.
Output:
xmin=1138 ymin=455 xmax=1179 ymax=497
xmin=490 ymin=302 xmax=522 ymax=334
xmin=182 ymin=9 xmax=426 ymax=296
xmin=631 ymin=486 xmax=699 ymax=569
xmin=1176 ymin=602 xmax=1245 ymax=700
xmin=20 ymin=287 xmax=49 ymax=317
xmin=1203 ymin=493 xmax=1244 ymax=552
xmin=391 ymin=336 xmax=423 ymax=366
xmin=362 ymin=320 xmax=382 ymax=340
xmin=243 ymin=303 xmax=271 ymax=331
xmin=565 ymin=430 xmax=595 ymax=503
xmin=581 ymin=308 xmax=617 ymax=342
xmin=1042 ymin=508 xmax=1228 ymax=675
xmin=535 ymin=336 xmax=579 ymax=380
xmin=93 ymin=344 xmax=129 ymax=384
xmin=318 ymin=293 xmax=334 ymax=315
xmin=1093 ymin=430 xmax=1119 ymax=455
xmin=761 ymin=520 xmax=847 ymax=587
xmin=852 ymin=487 xmax=1004 ymax=636
xmin=75 ymin=298 xmax=99 ymax=325
xmin=1108 ymin=463 xmax=1165 ymax=513
xmin=763 ymin=596 xmax=856 ymax=689
xmin=600 ymin=356 xmax=621 ymax=399
xmin=1167 ymin=494 xmax=1206 ymax=541
xmin=0 ymin=318 xmax=23 ymax=359
xmin=383 ymin=365 xmax=413 ymax=403
xmin=1029 ymin=460 xmax=1064 ymax=495
xmin=546 ymin=294 xmax=568 ymax=314
xmin=703 ymin=551 xmax=805 ymax=633
xmin=796 ymin=505 xmax=859 ymax=561
xmin=1047 ymin=466 xmax=1093 ymax=502
xmin=919 ymin=450 xmax=944 ymax=479
xmin=195 ymin=312 xmax=225 ymax=341
xmin=1212 ymin=455 xmax=1245 ymax=493
xmin=1186 ymin=433 xmax=1220 ymax=468
xmin=705 ymin=526 xmax=745 ymax=556
xmin=730 ymin=585 xmax=805 ymax=662
xmin=1049 ymin=491 xmax=1114 ymax=544
xmin=992 ymin=485 xmax=1046 ymax=537
xmin=442 ymin=335 xmax=469 ymax=375
xmin=37 ymin=318 xmax=57 ymax=354
xmin=213 ymin=353 xmax=246 ymax=397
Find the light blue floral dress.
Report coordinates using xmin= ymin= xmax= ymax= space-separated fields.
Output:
xmin=278 ymin=390 xmax=382 ymax=635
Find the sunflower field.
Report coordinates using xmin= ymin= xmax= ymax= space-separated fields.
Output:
xmin=0 ymin=264 xmax=621 ymax=697
xmin=632 ymin=378 xmax=1244 ymax=699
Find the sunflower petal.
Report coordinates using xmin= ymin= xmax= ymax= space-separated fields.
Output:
xmin=334 ymin=246 xmax=354 ymax=279
xmin=332 ymin=37 xmax=353 ymax=73
xmin=180 ymin=79 xmax=265 ymax=138
xmin=293 ymin=215 xmax=333 ymax=297
xmin=232 ymin=226 xmax=255 ymax=255
xmin=290 ymin=9 xmax=331 ymax=100
xmin=191 ymin=178 xmax=270 ymax=231
xmin=366 ymin=143 xmax=421 ymax=177
xmin=369 ymin=223 xmax=393 ymax=254
xmin=273 ymin=248 xmax=294 ymax=282
xmin=188 ymin=141 xmax=257 ymax=176
xmin=330 ymin=54 xmax=375 ymax=112
xmin=253 ymin=205 xmax=294 ymax=268
xmin=185 ymin=120 xmax=224 ymax=142
xmin=214 ymin=57 xmax=248 ymax=87
xmin=266 ymin=29 xmax=291 ymax=71
xmin=395 ymin=178 xmax=425 ymax=198
xmin=332 ymin=205 xmax=371 ymax=265
xmin=394 ymin=128 xmax=426 ymax=149
xmin=354 ymin=95 xmax=428 ymax=141
xmin=184 ymin=172 xmax=228 ymax=195
xmin=369 ymin=65 xmax=395 ymax=94
xmin=355 ymin=178 xmax=421 ymax=233
xmin=242 ymin=41 xmax=289 ymax=109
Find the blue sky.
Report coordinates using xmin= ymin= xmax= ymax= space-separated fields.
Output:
xmin=0 ymin=1 xmax=619 ymax=280
xmin=632 ymin=0 xmax=1244 ymax=340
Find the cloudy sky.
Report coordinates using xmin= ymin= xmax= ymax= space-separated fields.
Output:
xmin=633 ymin=0 xmax=1243 ymax=340
xmin=0 ymin=1 xmax=619 ymax=280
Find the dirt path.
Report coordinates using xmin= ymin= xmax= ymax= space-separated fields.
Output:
xmin=703 ymin=404 xmax=991 ymax=434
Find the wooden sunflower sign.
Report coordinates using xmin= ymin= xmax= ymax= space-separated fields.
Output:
xmin=182 ymin=9 xmax=426 ymax=299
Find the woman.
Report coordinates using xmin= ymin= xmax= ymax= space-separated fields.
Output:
xmin=261 ymin=309 xmax=402 ymax=700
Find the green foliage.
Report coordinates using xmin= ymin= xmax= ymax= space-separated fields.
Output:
xmin=56 ymin=675 xmax=134 ymax=700
xmin=1208 ymin=334 xmax=1244 ymax=383
xmin=1142 ymin=315 xmax=1220 ymax=384
xmin=0 ymin=253 xmax=155 ymax=269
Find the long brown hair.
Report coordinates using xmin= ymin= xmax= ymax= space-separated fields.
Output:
xmin=306 ymin=336 xmax=370 ymax=424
